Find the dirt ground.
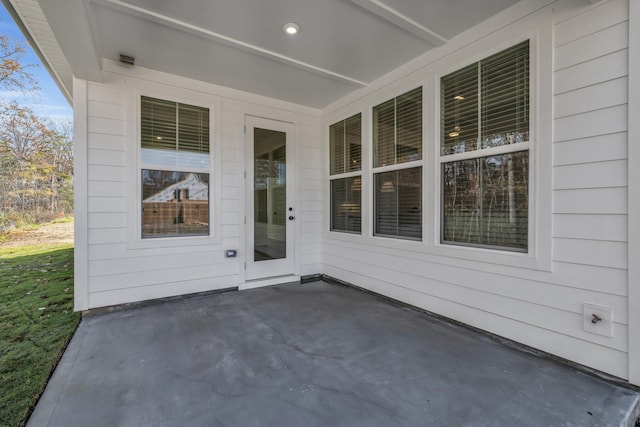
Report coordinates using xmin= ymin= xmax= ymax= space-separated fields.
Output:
xmin=0 ymin=222 xmax=74 ymax=248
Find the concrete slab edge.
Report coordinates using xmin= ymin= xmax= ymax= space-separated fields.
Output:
xmin=27 ymin=318 xmax=87 ymax=427
xmin=620 ymin=395 xmax=640 ymax=427
xmin=83 ymin=286 xmax=238 ymax=316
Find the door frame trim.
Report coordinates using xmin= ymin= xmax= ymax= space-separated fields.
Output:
xmin=243 ymin=115 xmax=297 ymax=285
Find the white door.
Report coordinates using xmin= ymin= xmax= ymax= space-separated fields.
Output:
xmin=245 ymin=116 xmax=295 ymax=281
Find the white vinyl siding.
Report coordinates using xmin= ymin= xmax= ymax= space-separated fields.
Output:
xmin=323 ymin=0 xmax=630 ymax=381
xmin=74 ymin=0 xmax=633 ymax=385
xmin=78 ymin=62 xmax=323 ymax=309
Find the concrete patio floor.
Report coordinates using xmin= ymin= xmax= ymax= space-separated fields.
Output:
xmin=29 ymin=281 xmax=640 ymax=426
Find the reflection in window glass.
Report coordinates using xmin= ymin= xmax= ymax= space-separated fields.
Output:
xmin=141 ymin=170 xmax=209 ymax=238
xmin=253 ymin=128 xmax=287 ymax=261
xmin=442 ymin=151 xmax=528 ymax=250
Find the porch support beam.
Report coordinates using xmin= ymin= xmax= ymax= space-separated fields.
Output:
xmin=349 ymin=0 xmax=448 ymax=46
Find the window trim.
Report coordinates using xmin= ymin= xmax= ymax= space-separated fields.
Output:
xmin=431 ymin=24 xmax=552 ymax=271
xmin=125 ymin=82 xmax=222 ymax=249
xmin=329 ymin=113 xmax=363 ymax=235
xmin=439 ymin=41 xmax=531 ymax=253
xmin=371 ymin=86 xmax=425 ymax=241
xmin=324 ymin=9 xmax=552 ymax=272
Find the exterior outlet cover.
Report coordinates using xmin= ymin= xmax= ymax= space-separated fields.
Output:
xmin=582 ymin=303 xmax=613 ymax=337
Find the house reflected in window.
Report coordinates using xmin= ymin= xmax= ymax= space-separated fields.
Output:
xmin=141 ymin=170 xmax=209 ymax=238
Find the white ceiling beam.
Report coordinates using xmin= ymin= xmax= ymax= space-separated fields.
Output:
xmin=92 ymin=0 xmax=368 ymax=88
xmin=37 ymin=0 xmax=103 ymax=82
xmin=350 ymin=0 xmax=448 ymax=46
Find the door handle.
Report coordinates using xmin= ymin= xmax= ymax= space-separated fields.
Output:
xmin=288 ymin=216 xmax=295 ymax=221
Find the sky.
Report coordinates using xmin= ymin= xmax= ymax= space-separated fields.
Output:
xmin=0 ymin=4 xmax=73 ymax=125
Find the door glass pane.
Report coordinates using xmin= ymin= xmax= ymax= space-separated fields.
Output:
xmin=254 ymin=128 xmax=286 ymax=261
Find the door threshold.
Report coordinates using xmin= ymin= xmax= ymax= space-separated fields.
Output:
xmin=239 ymin=275 xmax=301 ymax=290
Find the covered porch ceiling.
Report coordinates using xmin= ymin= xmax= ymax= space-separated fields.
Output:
xmin=7 ymin=0 xmax=522 ymax=108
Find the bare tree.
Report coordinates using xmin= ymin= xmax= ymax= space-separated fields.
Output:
xmin=0 ymin=33 xmax=38 ymax=93
xmin=0 ymin=102 xmax=52 ymax=158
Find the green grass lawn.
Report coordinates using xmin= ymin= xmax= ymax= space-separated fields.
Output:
xmin=0 ymin=244 xmax=80 ymax=427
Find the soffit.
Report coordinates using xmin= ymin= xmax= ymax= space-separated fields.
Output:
xmin=13 ymin=0 xmax=524 ymax=107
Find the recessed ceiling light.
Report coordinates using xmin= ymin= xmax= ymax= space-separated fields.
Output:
xmin=283 ymin=22 xmax=300 ymax=35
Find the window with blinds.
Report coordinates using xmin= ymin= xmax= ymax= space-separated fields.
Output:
xmin=331 ymin=177 xmax=362 ymax=233
xmin=440 ymin=41 xmax=529 ymax=251
xmin=329 ymin=114 xmax=362 ymax=234
xmin=141 ymin=96 xmax=210 ymax=169
xmin=374 ymin=167 xmax=422 ymax=240
xmin=441 ymin=41 xmax=529 ymax=155
xmin=373 ymin=87 xmax=422 ymax=167
xmin=372 ymin=87 xmax=423 ymax=240
xmin=140 ymin=96 xmax=210 ymax=239
xmin=330 ymin=113 xmax=361 ymax=175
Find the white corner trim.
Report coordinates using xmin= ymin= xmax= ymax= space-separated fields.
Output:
xmin=627 ymin=0 xmax=640 ymax=387
xmin=73 ymin=77 xmax=89 ymax=311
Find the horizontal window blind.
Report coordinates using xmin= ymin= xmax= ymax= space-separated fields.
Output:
xmin=441 ymin=64 xmax=479 ymax=155
xmin=374 ymin=167 xmax=422 ymax=240
xmin=330 ymin=120 xmax=345 ymax=175
xmin=141 ymin=96 xmax=209 ymax=154
xmin=481 ymin=42 xmax=529 ymax=148
xmin=373 ymin=98 xmax=395 ymax=167
xmin=373 ymin=87 xmax=422 ymax=167
xmin=331 ymin=177 xmax=361 ymax=233
xmin=178 ymin=104 xmax=209 ymax=153
xmin=441 ymin=41 xmax=529 ymax=155
xmin=330 ymin=113 xmax=361 ymax=175
xmin=141 ymin=97 xmax=177 ymax=151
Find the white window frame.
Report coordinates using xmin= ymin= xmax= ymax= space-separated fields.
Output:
xmin=329 ymin=113 xmax=363 ymax=235
xmin=125 ymin=80 xmax=222 ymax=249
xmin=430 ymin=19 xmax=552 ymax=271
xmin=323 ymin=8 xmax=552 ymax=272
xmin=438 ymin=41 xmax=530 ymax=253
xmin=371 ymin=86 xmax=425 ymax=241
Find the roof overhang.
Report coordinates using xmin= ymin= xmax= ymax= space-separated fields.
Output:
xmin=5 ymin=0 xmax=547 ymax=108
